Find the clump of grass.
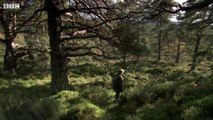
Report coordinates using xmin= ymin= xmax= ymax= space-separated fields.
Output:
xmin=0 ymin=78 xmax=51 ymax=120
xmin=30 ymin=97 xmax=62 ymax=120
xmin=133 ymin=104 xmax=168 ymax=120
xmin=81 ymin=86 xmax=114 ymax=107
xmin=181 ymin=106 xmax=203 ymax=120
xmin=69 ymin=63 xmax=106 ymax=76
xmin=61 ymin=98 xmax=105 ymax=120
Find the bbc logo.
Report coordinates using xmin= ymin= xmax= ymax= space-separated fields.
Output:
xmin=3 ymin=3 xmax=20 ymax=9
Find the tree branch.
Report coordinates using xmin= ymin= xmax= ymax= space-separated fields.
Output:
xmin=62 ymin=35 xmax=98 ymax=41
xmin=64 ymin=45 xmax=117 ymax=59
xmin=14 ymin=8 xmax=45 ymax=32
xmin=162 ymin=0 xmax=213 ymax=13
xmin=66 ymin=51 xmax=117 ymax=59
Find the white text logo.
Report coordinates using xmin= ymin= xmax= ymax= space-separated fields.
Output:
xmin=3 ymin=3 xmax=20 ymax=9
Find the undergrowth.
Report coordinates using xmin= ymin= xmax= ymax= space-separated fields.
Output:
xmin=0 ymin=61 xmax=212 ymax=120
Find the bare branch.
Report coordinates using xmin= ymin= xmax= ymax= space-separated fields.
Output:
xmin=62 ymin=35 xmax=98 ymax=41
xmin=14 ymin=8 xmax=45 ymax=32
xmin=66 ymin=50 xmax=117 ymax=59
xmin=161 ymin=0 xmax=213 ymax=13
xmin=64 ymin=44 xmax=117 ymax=59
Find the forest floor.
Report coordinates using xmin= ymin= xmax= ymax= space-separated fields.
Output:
xmin=0 ymin=61 xmax=213 ymax=120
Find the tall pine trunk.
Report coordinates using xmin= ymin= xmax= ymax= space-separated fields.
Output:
xmin=157 ymin=29 xmax=162 ymax=61
xmin=46 ymin=0 xmax=69 ymax=92
xmin=157 ymin=17 xmax=162 ymax=61
xmin=191 ymin=31 xmax=202 ymax=71
xmin=3 ymin=40 xmax=26 ymax=73
xmin=175 ymin=38 xmax=181 ymax=63
xmin=3 ymin=39 xmax=17 ymax=73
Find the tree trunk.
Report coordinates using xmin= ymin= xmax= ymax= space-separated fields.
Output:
xmin=191 ymin=31 xmax=201 ymax=71
xmin=157 ymin=17 xmax=162 ymax=61
xmin=46 ymin=0 xmax=69 ymax=93
xmin=3 ymin=40 xmax=17 ymax=73
xmin=175 ymin=38 xmax=181 ymax=63
xmin=1 ymin=12 xmax=18 ymax=74
xmin=157 ymin=29 xmax=162 ymax=61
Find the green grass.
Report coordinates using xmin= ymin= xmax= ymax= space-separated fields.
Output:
xmin=0 ymin=61 xmax=213 ymax=120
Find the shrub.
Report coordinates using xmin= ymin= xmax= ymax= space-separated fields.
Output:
xmin=70 ymin=63 xmax=106 ymax=76
xmin=181 ymin=106 xmax=203 ymax=120
xmin=61 ymin=99 xmax=105 ymax=120
xmin=196 ymin=95 xmax=213 ymax=118
xmin=81 ymin=86 xmax=114 ymax=107
xmin=30 ymin=97 xmax=62 ymax=120
xmin=145 ymin=68 xmax=164 ymax=75
xmin=134 ymin=104 xmax=168 ymax=120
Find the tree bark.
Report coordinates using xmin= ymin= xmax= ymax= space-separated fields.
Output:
xmin=190 ymin=31 xmax=202 ymax=71
xmin=157 ymin=29 xmax=162 ymax=61
xmin=175 ymin=38 xmax=181 ymax=63
xmin=3 ymin=40 xmax=16 ymax=73
xmin=46 ymin=0 xmax=69 ymax=93
xmin=157 ymin=17 xmax=162 ymax=61
xmin=0 ymin=12 xmax=18 ymax=73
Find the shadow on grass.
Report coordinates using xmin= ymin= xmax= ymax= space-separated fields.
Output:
xmin=0 ymin=67 xmax=51 ymax=81
xmin=0 ymin=82 xmax=51 ymax=120
xmin=0 ymin=82 xmax=51 ymax=104
xmin=103 ymin=102 xmax=132 ymax=120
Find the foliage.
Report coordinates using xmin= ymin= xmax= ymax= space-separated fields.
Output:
xmin=1 ymin=61 xmax=213 ymax=120
xmin=69 ymin=63 xmax=106 ymax=76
